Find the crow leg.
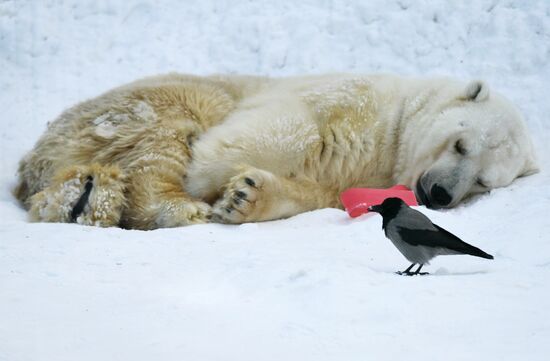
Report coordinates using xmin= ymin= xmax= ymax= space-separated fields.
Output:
xmin=396 ymin=263 xmax=416 ymax=276
xmin=413 ymin=264 xmax=429 ymax=276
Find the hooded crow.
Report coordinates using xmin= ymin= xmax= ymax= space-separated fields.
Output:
xmin=368 ymin=197 xmax=493 ymax=275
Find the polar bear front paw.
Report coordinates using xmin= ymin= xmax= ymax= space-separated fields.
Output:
xmin=212 ymin=167 xmax=274 ymax=224
xmin=155 ymin=200 xmax=212 ymax=228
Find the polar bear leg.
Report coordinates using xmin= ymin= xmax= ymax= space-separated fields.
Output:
xmin=211 ymin=166 xmax=340 ymax=224
xmin=120 ymin=166 xmax=211 ymax=229
xmin=118 ymin=120 xmax=212 ymax=230
xmin=28 ymin=164 xmax=126 ymax=227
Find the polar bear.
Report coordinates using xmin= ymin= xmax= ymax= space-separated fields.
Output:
xmin=14 ymin=73 xmax=538 ymax=229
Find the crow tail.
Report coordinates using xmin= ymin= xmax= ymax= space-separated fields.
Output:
xmin=465 ymin=244 xmax=494 ymax=259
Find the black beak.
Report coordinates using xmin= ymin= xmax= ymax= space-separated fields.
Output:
xmin=368 ymin=204 xmax=382 ymax=213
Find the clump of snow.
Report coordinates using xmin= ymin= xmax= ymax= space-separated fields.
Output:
xmin=1 ymin=1 xmax=549 ymax=360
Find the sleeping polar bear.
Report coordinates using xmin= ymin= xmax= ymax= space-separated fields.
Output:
xmin=14 ymin=73 xmax=538 ymax=229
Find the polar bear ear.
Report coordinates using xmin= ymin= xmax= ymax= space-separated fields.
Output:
xmin=461 ymin=80 xmax=490 ymax=102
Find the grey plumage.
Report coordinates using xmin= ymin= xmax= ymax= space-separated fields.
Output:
xmin=368 ymin=197 xmax=493 ymax=275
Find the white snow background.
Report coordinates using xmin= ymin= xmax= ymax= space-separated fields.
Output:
xmin=1 ymin=1 xmax=550 ymax=360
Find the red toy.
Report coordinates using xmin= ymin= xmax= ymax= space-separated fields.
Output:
xmin=340 ymin=185 xmax=419 ymax=218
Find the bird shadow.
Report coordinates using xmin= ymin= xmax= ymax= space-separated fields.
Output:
xmin=371 ymin=267 xmax=490 ymax=277
xmin=431 ymin=268 xmax=490 ymax=276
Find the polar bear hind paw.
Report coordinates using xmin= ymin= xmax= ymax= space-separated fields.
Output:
xmin=28 ymin=164 xmax=126 ymax=227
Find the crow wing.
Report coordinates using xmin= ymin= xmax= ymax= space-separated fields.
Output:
xmin=395 ymin=224 xmax=493 ymax=259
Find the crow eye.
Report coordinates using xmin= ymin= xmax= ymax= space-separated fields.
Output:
xmin=454 ymin=140 xmax=467 ymax=155
xmin=476 ymin=178 xmax=488 ymax=188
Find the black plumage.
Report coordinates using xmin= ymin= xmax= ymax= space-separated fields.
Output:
xmin=368 ymin=197 xmax=493 ymax=275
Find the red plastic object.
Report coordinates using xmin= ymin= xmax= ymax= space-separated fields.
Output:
xmin=340 ymin=185 xmax=419 ymax=218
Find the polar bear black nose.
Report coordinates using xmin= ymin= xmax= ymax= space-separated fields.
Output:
xmin=430 ymin=184 xmax=452 ymax=206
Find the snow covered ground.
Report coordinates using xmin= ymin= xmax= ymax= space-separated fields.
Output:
xmin=1 ymin=1 xmax=549 ymax=360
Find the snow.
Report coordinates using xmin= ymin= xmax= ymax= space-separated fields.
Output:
xmin=1 ymin=0 xmax=550 ymax=360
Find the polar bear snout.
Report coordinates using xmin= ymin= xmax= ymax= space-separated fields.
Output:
xmin=415 ymin=177 xmax=454 ymax=209
xmin=430 ymin=184 xmax=452 ymax=207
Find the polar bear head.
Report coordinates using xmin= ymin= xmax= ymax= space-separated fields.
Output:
xmin=397 ymin=80 xmax=538 ymax=209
